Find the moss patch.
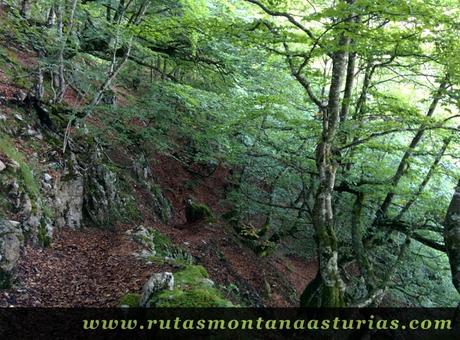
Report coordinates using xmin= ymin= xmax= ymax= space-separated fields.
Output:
xmin=0 ymin=133 xmax=40 ymax=200
xmin=185 ymin=202 xmax=213 ymax=223
xmin=120 ymin=293 xmax=141 ymax=307
xmin=136 ymin=228 xmax=194 ymax=266
xmin=148 ymin=265 xmax=233 ymax=307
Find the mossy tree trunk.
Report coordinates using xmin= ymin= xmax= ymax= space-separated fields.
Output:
xmin=246 ymin=0 xmax=353 ymax=307
xmin=444 ymin=180 xmax=460 ymax=294
xmin=301 ymin=16 xmax=351 ymax=308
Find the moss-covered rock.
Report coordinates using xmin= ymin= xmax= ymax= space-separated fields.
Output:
xmin=0 ymin=219 xmax=23 ymax=289
xmin=132 ymin=154 xmax=173 ymax=224
xmin=153 ymin=288 xmax=231 ymax=307
xmin=147 ymin=265 xmax=233 ymax=308
xmin=185 ymin=199 xmax=213 ymax=223
xmin=83 ymin=146 xmax=123 ymax=228
xmin=234 ymin=222 xmax=277 ymax=257
xmin=0 ymin=133 xmax=40 ymax=200
xmin=131 ymin=226 xmax=193 ymax=265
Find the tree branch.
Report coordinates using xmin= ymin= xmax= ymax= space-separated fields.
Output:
xmin=245 ymin=0 xmax=316 ymax=40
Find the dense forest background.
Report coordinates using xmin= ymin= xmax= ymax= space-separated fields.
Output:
xmin=0 ymin=0 xmax=460 ymax=308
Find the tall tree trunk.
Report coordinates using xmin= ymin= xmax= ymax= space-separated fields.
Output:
xmin=339 ymin=49 xmax=357 ymax=122
xmin=351 ymin=192 xmax=376 ymax=290
xmin=113 ymin=0 xmax=126 ymax=23
xmin=33 ymin=55 xmax=44 ymax=100
xmin=54 ymin=2 xmax=65 ymax=103
xmin=46 ymin=5 xmax=56 ymax=27
xmin=106 ymin=0 xmax=112 ymax=21
xmin=444 ymin=180 xmax=460 ymax=294
xmin=54 ymin=0 xmax=78 ymax=103
xmin=90 ymin=40 xmax=132 ymax=108
xmin=301 ymin=31 xmax=350 ymax=307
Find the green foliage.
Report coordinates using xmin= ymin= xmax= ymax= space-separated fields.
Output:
xmin=37 ymin=223 xmax=51 ymax=248
xmin=387 ymin=241 xmax=460 ymax=307
xmin=3 ymin=0 xmax=460 ymax=307
xmin=0 ymin=133 xmax=40 ymax=200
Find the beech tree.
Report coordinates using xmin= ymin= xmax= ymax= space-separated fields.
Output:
xmin=3 ymin=0 xmax=460 ymax=307
xmin=242 ymin=0 xmax=460 ymax=306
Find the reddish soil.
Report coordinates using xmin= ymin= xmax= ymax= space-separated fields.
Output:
xmin=0 ymin=69 xmax=25 ymax=101
xmin=62 ymin=86 xmax=85 ymax=107
xmin=11 ymin=46 xmax=37 ymax=70
xmin=0 ymin=42 xmax=81 ymax=108
xmin=142 ymin=153 xmax=317 ymax=306
xmin=150 ymin=153 xmax=230 ymax=223
xmin=274 ymin=256 xmax=319 ymax=296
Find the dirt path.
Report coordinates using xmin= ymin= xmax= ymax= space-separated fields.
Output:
xmin=0 ymin=222 xmax=316 ymax=307
xmin=0 ymin=227 xmax=165 ymax=307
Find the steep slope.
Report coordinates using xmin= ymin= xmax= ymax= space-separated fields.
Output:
xmin=0 ymin=9 xmax=318 ymax=307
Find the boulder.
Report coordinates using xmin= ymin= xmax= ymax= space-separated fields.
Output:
xmin=149 ymin=185 xmax=173 ymax=224
xmin=0 ymin=219 xmax=23 ymax=288
xmin=131 ymin=225 xmax=157 ymax=258
xmin=54 ymin=177 xmax=84 ymax=229
xmin=18 ymin=193 xmax=46 ymax=244
xmin=8 ymin=180 xmax=20 ymax=211
xmin=140 ymin=272 xmax=174 ymax=307
xmin=0 ymin=160 xmax=5 ymax=172
xmin=185 ymin=198 xmax=212 ymax=223
xmin=132 ymin=155 xmax=173 ymax=224
xmin=20 ymin=193 xmax=33 ymax=218
xmin=131 ymin=225 xmax=151 ymax=247
xmin=83 ymin=146 xmax=122 ymax=227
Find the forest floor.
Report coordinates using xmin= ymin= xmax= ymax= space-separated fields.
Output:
xmin=0 ymin=227 xmax=167 ymax=307
xmin=0 ymin=28 xmax=318 ymax=307
xmin=0 ymin=188 xmax=317 ymax=307
xmin=0 ymin=151 xmax=318 ymax=307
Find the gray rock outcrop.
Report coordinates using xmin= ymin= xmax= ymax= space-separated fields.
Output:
xmin=0 ymin=219 xmax=23 ymax=288
xmin=140 ymin=272 xmax=175 ymax=307
xmin=54 ymin=177 xmax=84 ymax=229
